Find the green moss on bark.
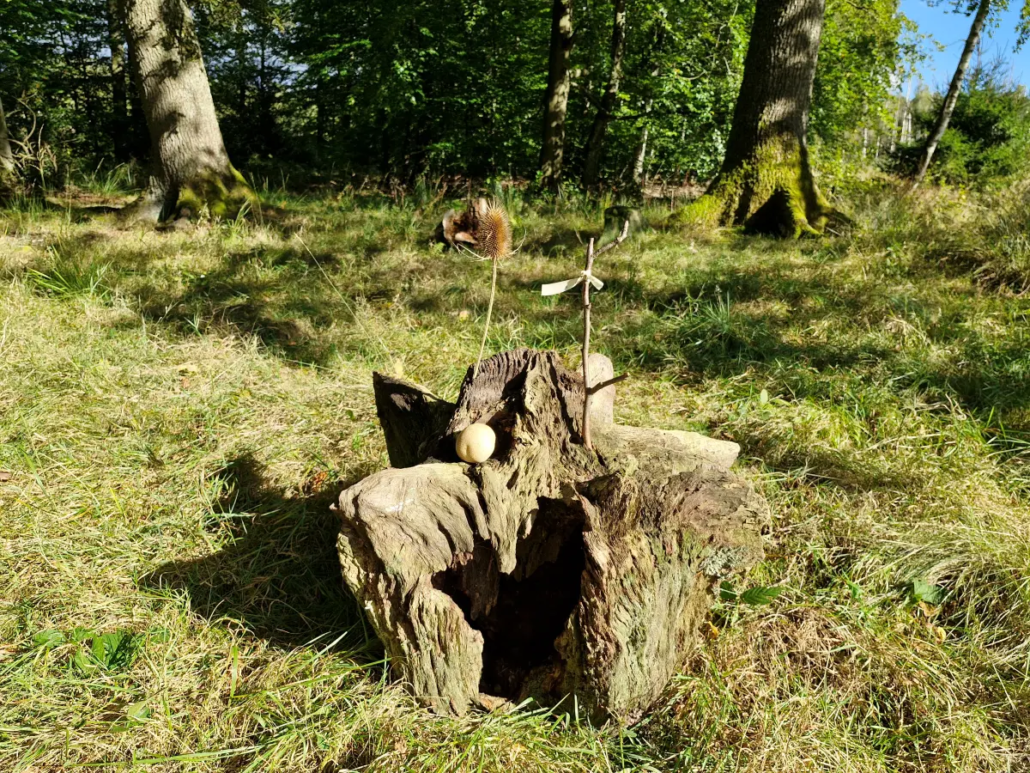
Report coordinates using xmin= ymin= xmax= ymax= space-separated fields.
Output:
xmin=175 ymin=165 xmax=257 ymax=220
xmin=670 ymin=135 xmax=845 ymax=238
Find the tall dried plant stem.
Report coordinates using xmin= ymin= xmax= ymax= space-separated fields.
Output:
xmin=474 ymin=256 xmax=499 ymax=377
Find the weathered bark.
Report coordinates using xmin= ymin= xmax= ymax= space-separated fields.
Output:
xmin=337 ymin=349 xmax=770 ymax=722
xmin=539 ymin=0 xmax=575 ymax=192
xmin=582 ymin=0 xmax=628 ymax=188
xmin=673 ymin=0 xmax=837 ymax=237
xmin=911 ymin=0 xmax=991 ymax=189
xmin=120 ymin=0 xmax=254 ymax=221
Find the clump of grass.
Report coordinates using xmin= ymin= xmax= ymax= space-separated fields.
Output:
xmin=26 ymin=242 xmax=111 ymax=299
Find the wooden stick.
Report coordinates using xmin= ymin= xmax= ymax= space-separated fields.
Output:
xmin=595 ymin=220 xmax=631 ymax=257
xmin=581 ymin=220 xmax=630 ymax=451
xmin=587 ymin=373 xmax=628 ymax=395
xmin=582 ymin=238 xmax=596 ymax=449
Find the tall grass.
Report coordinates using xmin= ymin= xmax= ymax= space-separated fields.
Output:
xmin=1 ymin=183 xmax=1028 ymax=771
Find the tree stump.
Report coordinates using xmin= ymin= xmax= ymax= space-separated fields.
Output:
xmin=336 ymin=349 xmax=770 ymax=722
xmin=603 ymin=205 xmax=643 ymax=242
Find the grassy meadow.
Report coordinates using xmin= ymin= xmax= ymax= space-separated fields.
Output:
xmin=2 ymin=180 xmax=1030 ymax=771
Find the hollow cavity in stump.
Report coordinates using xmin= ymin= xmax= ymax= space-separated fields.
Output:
xmin=336 ymin=349 xmax=770 ymax=723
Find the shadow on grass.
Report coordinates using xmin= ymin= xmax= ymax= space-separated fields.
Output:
xmin=142 ymin=453 xmax=381 ymax=655
xmin=30 ymin=212 xmax=1030 ymax=424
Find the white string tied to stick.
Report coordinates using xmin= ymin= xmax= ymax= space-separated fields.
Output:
xmin=541 ymin=269 xmax=604 ymax=297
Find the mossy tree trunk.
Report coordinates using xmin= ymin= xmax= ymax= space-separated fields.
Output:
xmin=582 ymin=0 xmax=627 ymax=189
xmin=539 ymin=0 xmax=574 ymax=193
xmin=675 ymin=0 xmax=833 ymax=237
xmin=120 ymin=0 xmax=254 ymax=221
xmin=910 ymin=0 xmax=991 ymax=189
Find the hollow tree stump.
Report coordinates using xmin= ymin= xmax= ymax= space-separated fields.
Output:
xmin=336 ymin=349 xmax=770 ymax=722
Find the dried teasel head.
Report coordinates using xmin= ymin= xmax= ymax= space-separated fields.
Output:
xmin=475 ymin=203 xmax=512 ymax=260
xmin=435 ymin=198 xmax=513 ymax=258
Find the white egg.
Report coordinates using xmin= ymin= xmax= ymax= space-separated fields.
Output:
xmin=456 ymin=423 xmax=496 ymax=464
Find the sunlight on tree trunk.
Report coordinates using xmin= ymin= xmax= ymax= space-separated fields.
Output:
xmin=0 ymin=97 xmax=13 ymax=175
xmin=119 ymin=0 xmax=255 ymax=221
xmin=539 ymin=0 xmax=574 ymax=193
xmin=0 ymin=96 xmax=14 ymax=199
xmin=911 ymin=0 xmax=991 ymax=189
xmin=672 ymin=0 xmax=843 ymax=237
xmin=631 ymin=119 xmax=649 ymax=186
xmin=582 ymin=0 xmax=627 ymax=189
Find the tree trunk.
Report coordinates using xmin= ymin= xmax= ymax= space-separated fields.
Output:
xmin=336 ymin=349 xmax=770 ymax=721
xmin=631 ymin=98 xmax=653 ymax=187
xmin=0 ymin=96 xmax=14 ymax=201
xmin=119 ymin=0 xmax=254 ymax=221
xmin=0 ymin=96 xmax=14 ymax=177
xmin=674 ymin=0 xmax=836 ymax=237
xmin=911 ymin=0 xmax=991 ymax=189
xmin=582 ymin=0 xmax=628 ymax=188
xmin=539 ymin=0 xmax=574 ymax=193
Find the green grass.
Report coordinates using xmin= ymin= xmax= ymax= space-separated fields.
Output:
xmin=1 ymin=182 xmax=1029 ymax=771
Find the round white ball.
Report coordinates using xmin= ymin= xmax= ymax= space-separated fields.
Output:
xmin=456 ymin=423 xmax=496 ymax=464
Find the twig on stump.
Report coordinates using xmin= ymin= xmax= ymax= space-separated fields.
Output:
xmin=581 ymin=220 xmax=630 ymax=450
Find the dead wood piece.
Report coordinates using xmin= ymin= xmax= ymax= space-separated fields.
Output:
xmin=372 ymin=372 xmax=455 ymax=468
xmin=338 ymin=349 xmax=770 ymax=723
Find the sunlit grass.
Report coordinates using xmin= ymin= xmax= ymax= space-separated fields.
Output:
xmin=1 ymin=183 xmax=1029 ymax=771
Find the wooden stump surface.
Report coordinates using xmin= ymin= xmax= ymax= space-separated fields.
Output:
xmin=337 ymin=349 xmax=770 ymax=721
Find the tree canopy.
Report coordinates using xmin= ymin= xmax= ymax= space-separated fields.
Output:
xmin=5 ymin=0 xmax=1030 ymax=192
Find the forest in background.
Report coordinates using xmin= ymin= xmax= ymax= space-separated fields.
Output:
xmin=6 ymin=0 xmax=1026 ymax=193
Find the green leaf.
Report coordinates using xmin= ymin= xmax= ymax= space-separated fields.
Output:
xmin=72 ymin=648 xmax=99 ymax=675
xmin=70 ymin=630 xmax=140 ymax=674
xmin=910 ymin=579 xmax=946 ymax=605
xmin=719 ymin=580 xmax=736 ymax=601
xmin=846 ymin=580 xmax=863 ymax=600
xmin=70 ymin=627 xmax=94 ymax=643
xmin=32 ymin=629 xmax=65 ymax=649
xmin=124 ymin=701 xmax=150 ymax=722
xmin=739 ymin=586 xmax=785 ymax=606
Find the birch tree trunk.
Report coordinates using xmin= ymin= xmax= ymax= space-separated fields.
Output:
xmin=582 ymin=0 xmax=628 ymax=188
xmin=631 ymin=118 xmax=649 ymax=185
xmin=911 ymin=0 xmax=991 ymax=189
xmin=0 ymin=96 xmax=13 ymax=176
xmin=673 ymin=0 xmax=839 ymax=237
xmin=119 ymin=0 xmax=254 ymax=221
xmin=539 ymin=0 xmax=574 ymax=192
xmin=0 ymin=96 xmax=14 ymax=198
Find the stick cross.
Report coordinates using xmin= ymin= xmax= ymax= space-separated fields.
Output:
xmin=541 ymin=220 xmax=630 ymax=450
